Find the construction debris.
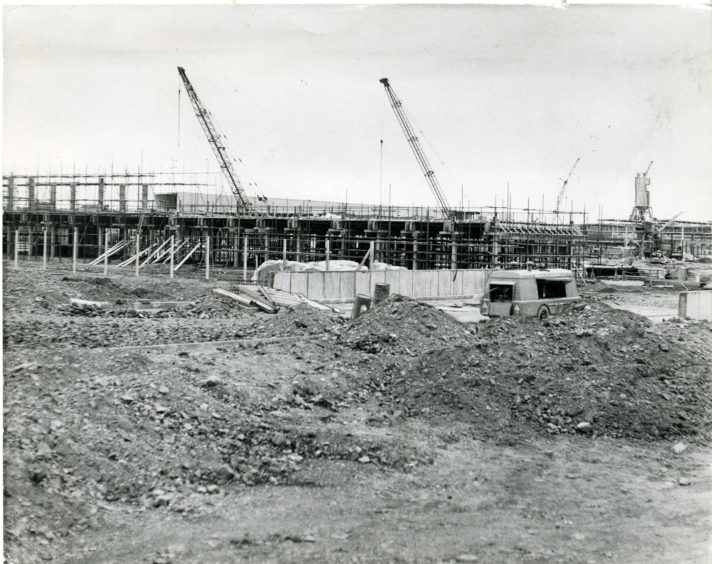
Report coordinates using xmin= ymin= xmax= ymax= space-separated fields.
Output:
xmin=4 ymin=267 xmax=712 ymax=564
xmin=213 ymin=287 xmax=277 ymax=313
xmin=69 ymin=297 xmax=112 ymax=310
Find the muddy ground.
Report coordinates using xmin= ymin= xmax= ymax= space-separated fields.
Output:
xmin=3 ymin=264 xmax=712 ymax=563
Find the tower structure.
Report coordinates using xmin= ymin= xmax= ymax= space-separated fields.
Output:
xmin=629 ymin=161 xmax=654 ymax=222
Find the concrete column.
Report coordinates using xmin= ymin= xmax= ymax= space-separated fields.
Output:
xmin=14 ymin=229 xmax=19 ymax=268
xmin=243 ymin=235 xmax=248 ymax=280
xmin=98 ymin=177 xmax=105 ymax=209
xmin=135 ymin=232 xmax=140 ymax=277
xmin=50 ymin=226 xmax=56 ymax=259
xmin=70 ymin=184 xmax=77 ymax=211
xmin=97 ymin=226 xmax=102 ymax=258
xmin=369 ymin=241 xmax=375 ymax=270
xmin=451 ymin=239 xmax=457 ymax=270
xmin=102 ymin=230 xmax=109 ymax=276
xmin=50 ymin=184 xmax=57 ymax=209
xmin=296 ymin=234 xmax=301 ymax=262
xmin=72 ymin=227 xmax=78 ymax=273
xmin=325 ymin=238 xmax=330 ymax=271
xmin=233 ymin=233 xmax=239 ymax=267
xmin=170 ymin=235 xmax=175 ymax=279
xmin=119 ymin=184 xmax=127 ymax=212
xmin=413 ymin=239 xmax=418 ymax=271
xmin=264 ymin=234 xmax=269 ymax=262
xmin=283 ymin=239 xmax=287 ymax=270
xmin=491 ymin=234 xmax=499 ymax=266
xmin=42 ymin=229 xmax=48 ymax=270
xmin=142 ymin=185 xmax=149 ymax=210
xmin=205 ymin=235 xmax=210 ymax=280
xmin=28 ymin=177 xmax=36 ymax=210
xmin=7 ymin=175 xmax=14 ymax=211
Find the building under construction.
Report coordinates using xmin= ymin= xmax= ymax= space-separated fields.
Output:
xmin=3 ymin=71 xmax=710 ymax=272
xmin=1 ymin=172 xmax=586 ymax=272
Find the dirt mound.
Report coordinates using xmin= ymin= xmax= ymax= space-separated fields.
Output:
xmin=382 ymin=302 xmax=712 ymax=442
xmin=3 ymin=345 xmax=432 ymax=560
xmin=256 ymin=304 xmax=343 ymax=338
xmin=340 ymin=295 xmax=474 ymax=355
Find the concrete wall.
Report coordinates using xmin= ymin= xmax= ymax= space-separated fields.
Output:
xmin=272 ymin=269 xmax=488 ymax=303
xmin=679 ymin=291 xmax=712 ymax=321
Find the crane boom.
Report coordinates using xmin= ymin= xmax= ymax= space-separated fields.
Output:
xmin=555 ymin=157 xmax=581 ymax=215
xmin=379 ymin=78 xmax=452 ymax=218
xmin=655 ymin=211 xmax=682 ymax=234
xmin=177 ymin=67 xmax=253 ymax=213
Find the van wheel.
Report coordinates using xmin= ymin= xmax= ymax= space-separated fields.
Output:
xmin=537 ymin=306 xmax=550 ymax=320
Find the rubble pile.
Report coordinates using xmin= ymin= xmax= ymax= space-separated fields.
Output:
xmin=3 ymin=346 xmax=432 ymax=555
xmin=3 ymin=315 xmax=255 ymax=349
xmin=4 ymin=303 xmax=342 ymax=349
xmin=5 ymin=266 xmax=712 ymax=562
xmin=386 ymin=302 xmax=712 ymax=441
xmin=256 ymin=304 xmax=343 ymax=338
xmin=341 ymin=295 xmax=474 ymax=355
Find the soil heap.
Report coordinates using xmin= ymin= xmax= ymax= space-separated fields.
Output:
xmin=380 ymin=302 xmax=712 ymax=441
xmin=340 ymin=295 xmax=475 ymax=355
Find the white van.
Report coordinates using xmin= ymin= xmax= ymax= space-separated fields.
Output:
xmin=480 ymin=269 xmax=580 ymax=320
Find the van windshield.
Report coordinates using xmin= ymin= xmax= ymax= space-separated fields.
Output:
xmin=489 ymin=284 xmax=513 ymax=302
xmin=536 ymin=280 xmax=567 ymax=299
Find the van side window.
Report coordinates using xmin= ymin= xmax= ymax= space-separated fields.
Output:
xmin=489 ymin=284 xmax=513 ymax=302
xmin=536 ymin=280 xmax=567 ymax=299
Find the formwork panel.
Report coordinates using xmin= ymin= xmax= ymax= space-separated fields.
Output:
xmin=452 ymin=270 xmax=464 ymax=297
xmin=438 ymin=270 xmax=452 ymax=297
xmin=423 ymin=271 xmax=439 ymax=298
xmin=461 ymin=270 xmax=476 ymax=296
xmin=290 ymin=273 xmax=308 ymax=297
xmin=340 ymin=272 xmax=357 ymax=300
xmin=273 ymin=272 xmax=291 ymax=293
xmin=473 ymin=270 xmax=487 ymax=298
xmin=308 ymin=272 xmax=325 ymax=300
xmin=324 ymin=272 xmax=342 ymax=300
xmin=392 ymin=270 xmax=413 ymax=297
xmin=356 ymin=272 xmax=371 ymax=296
xmin=369 ymin=271 xmax=387 ymax=295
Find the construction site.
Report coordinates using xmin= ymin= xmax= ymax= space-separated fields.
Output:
xmin=4 ymin=50 xmax=712 ymax=564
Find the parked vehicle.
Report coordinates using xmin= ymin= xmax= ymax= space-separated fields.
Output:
xmin=480 ymin=268 xmax=580 ymax=320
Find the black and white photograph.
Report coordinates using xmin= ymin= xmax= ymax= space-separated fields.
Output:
xmin=2 ymin=2 xmax=712 ymax=562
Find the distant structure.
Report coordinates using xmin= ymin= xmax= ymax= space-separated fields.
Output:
xmin=629 ymin=161 xmax=654 ymax=223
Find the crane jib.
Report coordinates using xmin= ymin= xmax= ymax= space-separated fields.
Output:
xmin=177 ymin=66 xmax=254 ymax=214
xmin=379 ymin=77 xmax=452 ymax=219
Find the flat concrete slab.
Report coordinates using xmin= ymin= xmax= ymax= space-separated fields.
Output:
xmin=426 ymin=301 xmax=487 ymax=324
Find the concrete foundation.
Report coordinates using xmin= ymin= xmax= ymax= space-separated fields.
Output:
xmin=273 ymin=268 xmax=488 ymax=303
xmin=679 ymin=291 xmax=712 ymax=321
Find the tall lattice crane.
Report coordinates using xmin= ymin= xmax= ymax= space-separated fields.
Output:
xmin=177 ymin=67 xmax=254 ymax=214
xmin=555 ymin=157 xmax=581 ymax=216
xmin=379 ymin=78 xmax=452 ymax=219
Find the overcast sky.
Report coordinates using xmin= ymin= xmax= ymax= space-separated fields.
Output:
xmin=3 ymin=4 xmax=711 ymax=220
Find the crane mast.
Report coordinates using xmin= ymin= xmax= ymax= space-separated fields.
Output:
xmin=555 ymin=157 xmax=581 ymax=216
xmin=177 ymin=67 xmax=253 ymax=214
xmin=379 ymin=78 xmax=452 ymax=219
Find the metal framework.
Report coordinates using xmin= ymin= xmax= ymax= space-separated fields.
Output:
xmin=177 ymin=66 xmax=254 ymax=214
xmin=379 ymin=78 xmax=452 ymax=219
xmin=555 ymin=157 xmax=581 ymax=216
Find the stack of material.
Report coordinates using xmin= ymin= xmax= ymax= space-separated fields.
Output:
xmin=213 ymin=286 xmax=277 ymax=314
xmin=261 ymin=287 xmax=340 ymax=313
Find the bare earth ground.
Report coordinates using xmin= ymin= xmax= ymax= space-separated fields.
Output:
xmin=3 ymin=263 xmax=712 ymax=563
